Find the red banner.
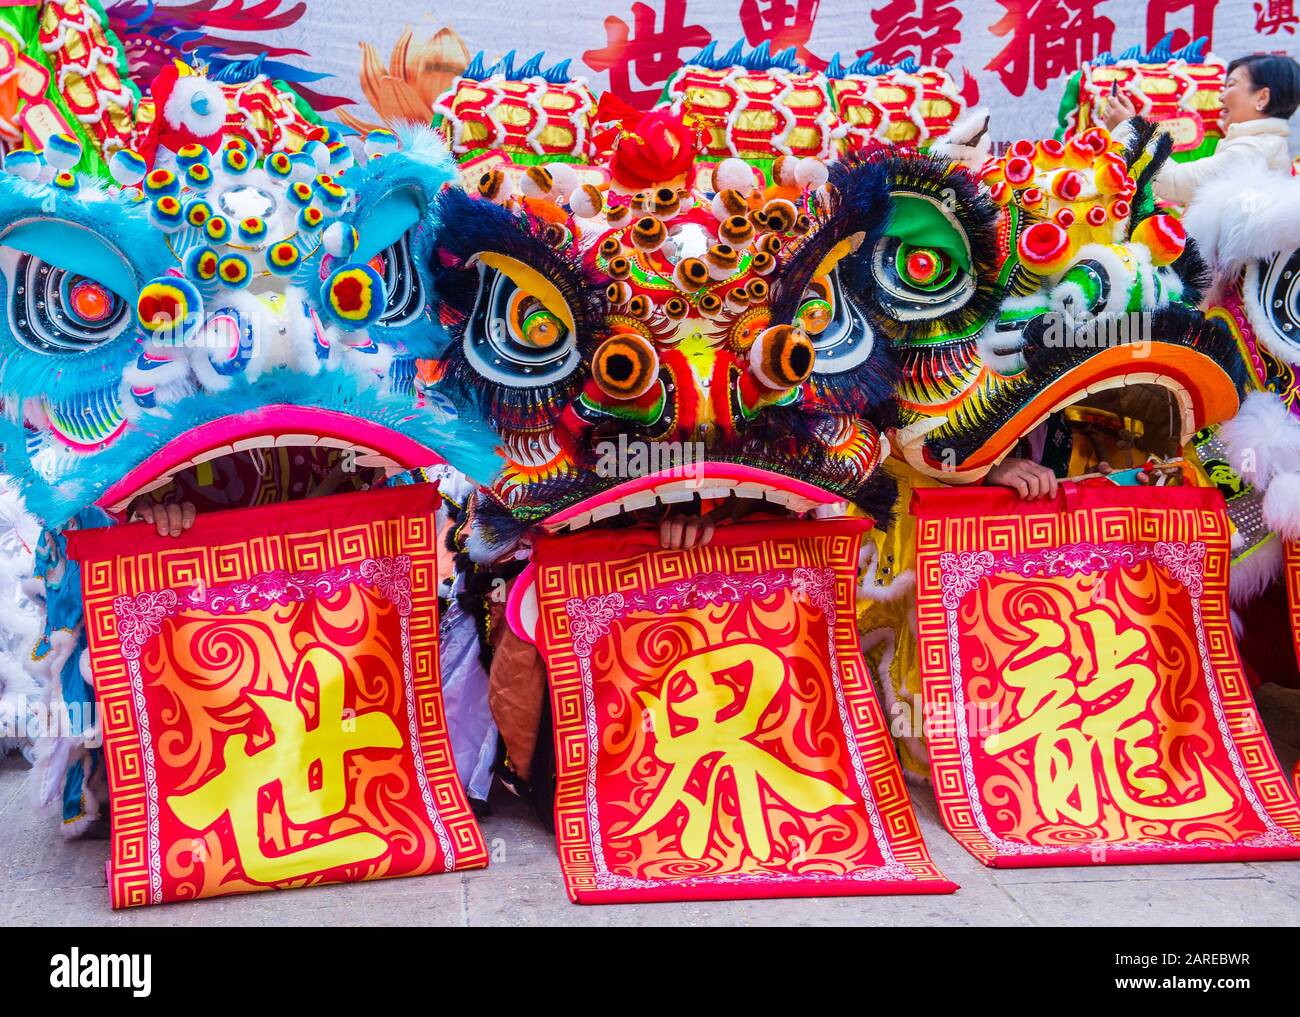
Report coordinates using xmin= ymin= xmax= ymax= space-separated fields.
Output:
xmin=914 ymin=483 xmax=1300 ymax=867
xmin=533 ymin=517 xmax=956 ymax=904
xmin=68 ymin=485 xmax=487 ymax=908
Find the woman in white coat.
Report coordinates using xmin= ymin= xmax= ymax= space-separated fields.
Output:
xmin=1101 ymin=53 xmax=1298 ymax=205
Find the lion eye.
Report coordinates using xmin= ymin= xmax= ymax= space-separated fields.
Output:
xmin=11 ymin=257 xmax=130 ymax=353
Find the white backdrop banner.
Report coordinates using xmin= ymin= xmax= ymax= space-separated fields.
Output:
xmin=112 ymin=0 xmax=1298 ymax=144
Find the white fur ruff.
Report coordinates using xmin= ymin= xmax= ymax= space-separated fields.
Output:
xmin=1229 ymin=534 xmax=1283 ymax=606
xmin=1220 ymin=390 xmax=1300 ymax=488
xmin=1262 ymin=471 xmax=1300 ymax=541
xmin=0 ymin=479 xmax=40 ymax=756
xmin=1183 ymin=173 xmax=1300 ymax=276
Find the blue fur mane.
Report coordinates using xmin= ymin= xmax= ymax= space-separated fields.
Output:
xmin=1 ymin=364 xmax=501 ymax=528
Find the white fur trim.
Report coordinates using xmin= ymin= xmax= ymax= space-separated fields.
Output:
xmin=163 ymin=76 xmax=227 ymax=140
xmin=1229 ymin=534 xmax=1283 ymax=605
xmin=1070 ymin=242 xmax=1140 ymax=317
xmin=58 ymin=775 xmax=100 ymax=839
xmin=1240 ymin=257 xmax=1300 ymax=367
xmin=861 ymin=626 xmax=930 ymax=769
xmin=858 ymin=568 xmax=916 ymax=602
xmin=929 ymin=108 xmax=992 ymax=172
xmin=1263 ymin=471 xmax=1300 ymax=540
xmin=976 ymin=314 xmax=1029 ymax=377
xmin=1220 ymin=390 xmax=1300 ymax=487
xmin=285 ymin=286 xmax=325 ymax=377
xmin=1183 ymin=172 xmax=1300 ymax=275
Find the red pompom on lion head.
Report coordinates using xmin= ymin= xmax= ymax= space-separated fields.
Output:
xmin=595 ymin=94 xmax=696 ymax=190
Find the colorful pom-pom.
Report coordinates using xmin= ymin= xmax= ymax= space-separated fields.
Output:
xmin=1130 ymin=213 xmax=1186 ymax=266
xmin=323 ymin=221 xmax=359 ymax=259
xmin=204 ymin=215 xmax=231 ymax=243
xmin=1050 ymin=169 xmax=1086 ymax=202
xmin=793 ymin=158 xmax=828 ymax=190
xmin=1036 ymin=139 xmax=1066 ymax=167
xmin=107 ymin=149 xmax=146 ymax=186
xmin=183 ymin=246 xmax=221 ymax=283
xmin=1017 ymin=221 xmax=1074 ymax=277
xmin=149 ymin=195 xmax=184 ymax=229
xmin=216 ymin=253 xmax=252 ymax=288
xmin=1003 ymin=155 xmax=1034 ymax=187
xmin=327 ymin=141 xmax=354 ymax=170
xmin=143 ymin=168 xmax=179 ymax=198
xmin=184 ymin=199 xmax=213 ymax=228
xmin=137 ymin=277 xmax=202 ymax=339
xmin=6 ymin=150 xmax=44 ymax=181
xmin=312 ymin=174 xmax=348 ymax=211
xmin=1093 ymin=153 xmax=1129 ymax=196
xmin=364 ymin=129 xmax=399 ymax=159
xmin=175 ymin=144 xmax=209 ymax=169
xmin=51 ymin=171 xmax=79 ymax=194
xmin=265 ymin=150 xmax=295 ymax=180
xmin=302 ymin=139 xmax=330 ymax=173
xmin=714 ymin=158 xmax=756 ymax=195
xmin=184 ymin=163 xmax=213 ymax=190
xmin=267 ymin=240 xmax=302 ymax=275
xmin=43 ymin=133 xmax=82 ymax=171
xmin=288 ymin=152 xmax=317 ymax=183
xmin=236 ymin=216 xmax=268 ymax=245
xmin=321 ymin=262 xmax=386 ymax=329
xmin=286 ymin=180 xmax=314 ymax=208
xmin=570 ymin=183 xmax=603 ymax=219
xmin=298 ymin=206 xmax=325 ymax=232
xmin=221 ymin=145 xmax=251 ymax=174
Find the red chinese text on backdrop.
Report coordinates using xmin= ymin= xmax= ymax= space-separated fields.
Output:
xmin=987 ymin=0 xmax=1116 ymax=96
xmin=583 ymin=0 xmax=711 ymax=109
xmin=866 ymin=0 xmax=964 ymax=67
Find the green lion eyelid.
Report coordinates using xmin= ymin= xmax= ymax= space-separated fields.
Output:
xmin=886 ymin=194 xmax=972 ymax=274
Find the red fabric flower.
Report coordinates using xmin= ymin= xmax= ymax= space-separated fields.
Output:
xmin=595 ymin=95 xmax=696 ymax=190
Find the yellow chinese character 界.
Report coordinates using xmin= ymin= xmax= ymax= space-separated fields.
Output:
xmin=621 ymin=641 xmax=853 ymax=861
xmin=168 ymin=644 xmax=404 ymax=884
xmin=986 ymin=602 xmax=1234 ymax=826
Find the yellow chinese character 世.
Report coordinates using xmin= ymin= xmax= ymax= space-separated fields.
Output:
xmin=168 ymin=644 xmax=404 ymax=884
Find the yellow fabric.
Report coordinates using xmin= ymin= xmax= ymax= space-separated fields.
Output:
xmin=813 ymin=237 xmax=856 ymax=279
xmin=855 ymin=459 xmax=946 ymax=778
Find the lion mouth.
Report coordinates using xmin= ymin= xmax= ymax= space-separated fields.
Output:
xmin=98 ymin=407 xmax=447 ymax=515
xmin=540 ymin=462 xmax=847 ymax=534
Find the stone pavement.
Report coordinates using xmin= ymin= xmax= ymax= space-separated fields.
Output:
xmin=3 ymin=685 xmax=1299 ymax=927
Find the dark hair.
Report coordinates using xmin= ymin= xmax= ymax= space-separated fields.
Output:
xmin=1226 ymin=53 xmax=1300 ymax=120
